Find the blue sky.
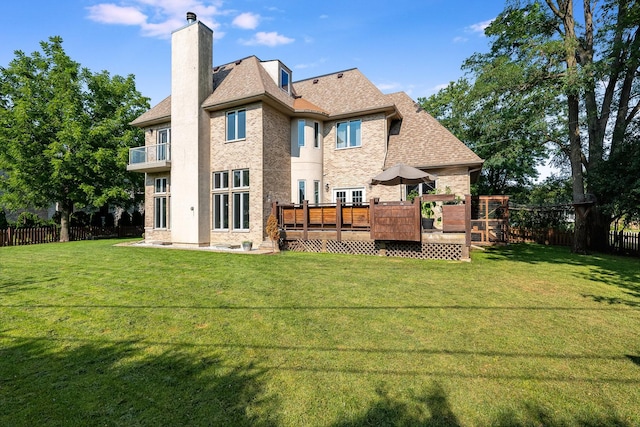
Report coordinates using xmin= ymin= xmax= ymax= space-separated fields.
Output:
xmin=1 ymin=0 xmax=508 ymax=107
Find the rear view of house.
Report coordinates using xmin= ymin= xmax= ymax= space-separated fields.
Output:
xmin=128 ymin=13 xmax=483 ymax=251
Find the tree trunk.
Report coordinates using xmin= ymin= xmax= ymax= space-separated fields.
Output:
xmin=588 ymin=207 xmax=611 ymax=253
xmin=59 ymin=201 xmax=73 ymax=242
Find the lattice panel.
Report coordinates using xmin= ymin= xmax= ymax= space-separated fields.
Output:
xmin=385 ymin=242 xmax=462 ymax=260
xmin=283 ymin=239 xmax=463 ymax=260
xmin=326 ymin=240 xmax=378 ymax=255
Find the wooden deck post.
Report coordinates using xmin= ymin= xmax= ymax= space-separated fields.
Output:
xmin=302 ymin=200 xmax=309 ymax=241
xmin=336 ymin=198 xmax=342 ymax=242
xmin=465 ymin=195 xmax=471 ymax=248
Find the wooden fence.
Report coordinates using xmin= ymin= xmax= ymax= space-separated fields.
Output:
xmin=609 ymin=230 xmax=640 ymax=255
xmin=509 ymin=228 xmax=639 ymax=256
xmin=509 ymin=227 xmax=574 ymax=246
xmin=0 ymin=225 xmax=144 ymax=247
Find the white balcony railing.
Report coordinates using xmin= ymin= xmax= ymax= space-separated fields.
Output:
xmin=127 ymin=143 xmax=171 ymax=172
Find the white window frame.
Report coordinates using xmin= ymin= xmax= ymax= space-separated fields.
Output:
xmin=233 ymin=169 xmax=250 ymax=188
xmin=213 ymin=171 xmax=229 ymax=190
xmin=333 ymin=187 xmax=365 ymax=205
xmin=280 ymin=68 xmax=291 ymax=93
xmin=212 ymin=171 xmax=230 ymax=230
xmin=226 ymin=109 xmax=246 ymax=142
xmin=336 ymin=119 xmax=362 ymax=149
xmin=298 ymin=180 xmax=306 ymax=204
xmin=154 ymin=177 xmax=169 ymax=229
xmin=314 ymin=122 xmax=320 ymax=148
xmin=213 ymin=193 xmax=229 ymax=230
xmin=233 ymin=191 xmax=250 ymax=231
xmin=232 ymin=169 xmax=250 ymax=231
xmin=157 ymin=128 xmax=170 ymax=161
xmin=313 ymin=180 xmax=320 ymax=205
xmin=298 ymin=119 xmax=305 ymax=147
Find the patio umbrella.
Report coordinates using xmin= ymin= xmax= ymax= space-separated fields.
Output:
xmin=370 ymin=163 xmax=436 ymax=200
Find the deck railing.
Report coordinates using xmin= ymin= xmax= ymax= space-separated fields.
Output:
xmin=275 ymin=195 xmax=472 ymax=243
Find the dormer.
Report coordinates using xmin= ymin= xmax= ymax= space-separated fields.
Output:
xmin=261 ymin=60 xmax=292 ymax=94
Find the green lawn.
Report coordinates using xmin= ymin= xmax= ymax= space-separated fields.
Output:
xmin=1 ymin=240 xmax=639 ymax=426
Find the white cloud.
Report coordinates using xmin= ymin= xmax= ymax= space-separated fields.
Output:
xmin=466 ymin=19 xmax=494 ymax=35
xmin=232 ymin=12 xmax=260 ymax=29
xmin=294 ymin=58 xmax=326 ymax=70
xmin=452 ymin=36 xmax=468 ymax=43
xmin=87 ymin=4 xmax=147 ymax=25
xmin=376 ymin=82 xmax=401 ymax=92
xmin=432 ymin=83 xmax=450 ymax=92
xmin=241 ymin=31 xmax=294 ymax=47
xmin=86 ymin=0 xmax=225 ymax=38
xmin=319 ymin=14 xmax=329 ymax=19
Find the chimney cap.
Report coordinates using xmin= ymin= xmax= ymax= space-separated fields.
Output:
xmin=186 ymin=12 xmax=197 ymax=23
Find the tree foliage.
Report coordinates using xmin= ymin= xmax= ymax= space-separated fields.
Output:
xmin=0 ymin=36 xmax=149 ymax=241
xmin=423 ymin=0 xmax=640 ymax=253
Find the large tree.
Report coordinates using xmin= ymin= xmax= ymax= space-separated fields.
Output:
xmin=431 ymin=0 xmax=639 ymax=253
xmin=419 ymin=68 xmax=559 ymax=201
xmin=0 ymin=36 xmax=149 ymax=241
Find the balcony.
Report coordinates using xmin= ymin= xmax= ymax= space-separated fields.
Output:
xmin=127 ymin=143 xmax=171 ymax=173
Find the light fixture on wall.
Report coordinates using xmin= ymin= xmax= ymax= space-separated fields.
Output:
xmin=325 ymin=183 xmax=330 ymax=192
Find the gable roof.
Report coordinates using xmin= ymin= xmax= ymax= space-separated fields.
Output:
xmin=130 ymin=95 xmax=171 ymax=126
xmin=384 ymin=92 xmax=483 ymax=170
xmin=293 ymin=69 xmax=396 ymax=119
xmin=202 ymin=56 xmax=295 ymax=111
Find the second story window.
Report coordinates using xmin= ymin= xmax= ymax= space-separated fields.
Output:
xmin=280 ymin=68 xmax=290 ymax=93
xmin=226 ymin=109 xmax=246 ymax=141
xmin=298 ymin=120 xmax=305 ymax=147
xmin=157 ymin=128 xmax=170 ymax=161
xmin=314 ymin=122 xmax=320 ymax=148
xmin=336 ymin=119 xmax=361 ymax=149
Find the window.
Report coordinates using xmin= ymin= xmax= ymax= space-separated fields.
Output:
xmin=314 ymin=180 xmax=320 ymax=205
xmin=298 ymin=180 xmax=306 ymax=204
xmin=314 ymin=122 xmax=320 ymax=148
xmin=213 ymin=194 xmax=229 ymax=229
xmin=213 ymin=171 xmax=229 ymax=190
xmin=213 ymin=169 xmax=250 ymax=231
xmin=233 ymin=169 xmax=249 ymax=188
xmin=233 ymin=169 xmax=250 ymax=230
xmin=280 ymin=68 xmax=290 ymax=93
xmin=157 ymin=128 xmax=170 ymax=161
xmin=298 ymin=120 xmax=305 ymax=147
xmin=406 ymin=181 xmax=436 ymax=199
xmin=154 ymin=178 xmax=168 ymax=229
xmin=212 ymin=172 xmax=229 ymax=230
xmin=336 ymin=119 xmax=361 ymax=148
xmin=333 ymin=188 xmax=365 ymax=205
xmin=226 ymin=109 xmax=246 ymax=141
xmin=233 ymin=192 xmax=250 ymax=230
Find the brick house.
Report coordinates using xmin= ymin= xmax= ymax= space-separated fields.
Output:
xmin=128 ymin=13 xmax=483 ymax=248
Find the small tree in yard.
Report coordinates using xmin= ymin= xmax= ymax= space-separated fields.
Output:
xmin=266 ymin=212 xmax=280 ymax=252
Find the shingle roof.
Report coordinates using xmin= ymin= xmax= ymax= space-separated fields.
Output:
xmin=384 ymin=92 xmax=483 ymax=169
xmin=130 ymin=95 xmax=171 ymax=126
xmin=203 ymin=56 xmax=295 ymax=110
xmin=131 ymin=63 xmax=480 ymax=173
xmin=293 ymin=69 xmax=395 ymax=118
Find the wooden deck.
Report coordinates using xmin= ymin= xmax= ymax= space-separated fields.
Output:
xmin=274 ymin=195 xmax=474 ymax=245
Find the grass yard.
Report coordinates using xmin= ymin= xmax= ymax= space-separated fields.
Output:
xmin=1 ymin=240 xmax=639 ymax=426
